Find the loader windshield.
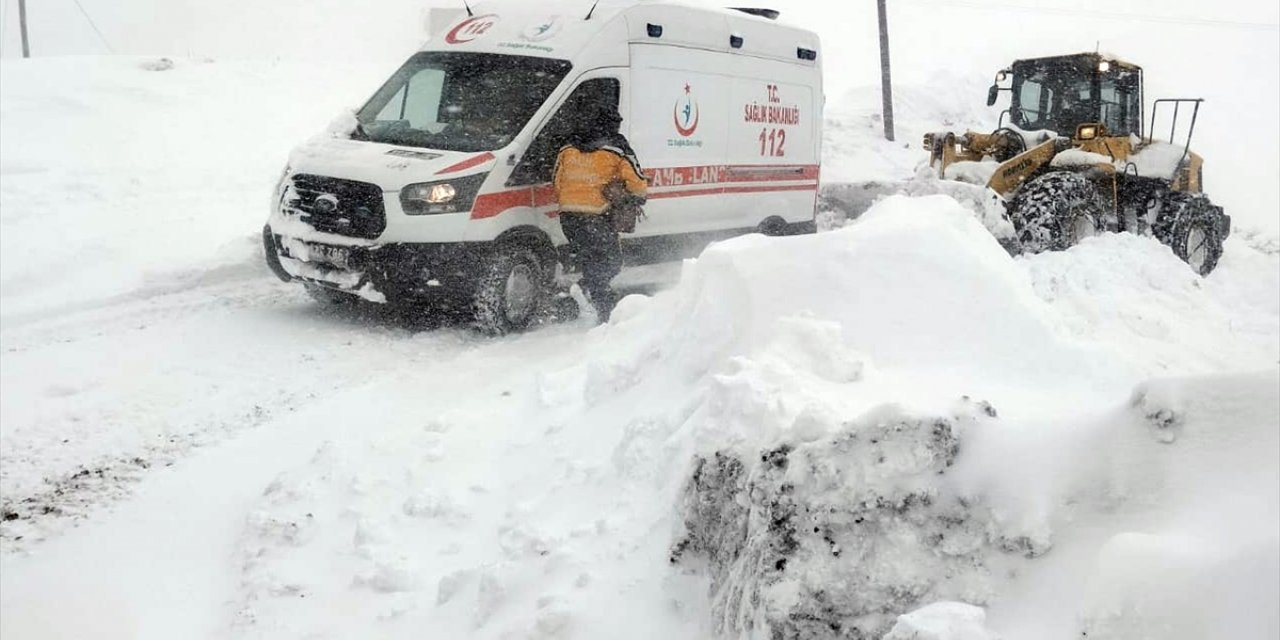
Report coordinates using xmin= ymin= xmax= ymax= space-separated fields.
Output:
xmin=355 ymin=52 xmax=572 ymax=153
xmin=1008 ymin=57 xmax=1142 ymax=138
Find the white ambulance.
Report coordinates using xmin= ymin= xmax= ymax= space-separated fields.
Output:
xmin=263 ymin=0 xmax=824 ymax=333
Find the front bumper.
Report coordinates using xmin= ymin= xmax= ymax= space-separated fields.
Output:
xmin=266 ymin=230 xmax=496 ymax=303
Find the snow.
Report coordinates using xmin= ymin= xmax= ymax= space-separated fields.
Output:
xmin=0 ymin=56 xmax=383 ymax=323
xmin=883 ymin=602 xmax=999 ymax=640
xmin=1050 ymin=148 xmax=1114 ymax=168
xmin=823 ymin=75 xmax=992 ymax=185
xmin=2 ymin=13 xmax=1279 ymax=640
xmin=1124 ymin=141 xmax=1191 ymax=180
xmin=7 ymin=185 xmax=1273 ymax=638
xmin=942 ymin=160 xmax=999 ymax=185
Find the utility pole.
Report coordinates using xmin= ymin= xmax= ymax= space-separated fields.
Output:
xmin=18 ymin=0 xmax=31 ymax=58
xmin=876 ymin=0 xmax=894 ymax=141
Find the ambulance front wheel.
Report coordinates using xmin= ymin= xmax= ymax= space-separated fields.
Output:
xmin=757 ymin=216 xmax=788 ymax=237
xmin=473 ymin=246 xmax=547 ymax=336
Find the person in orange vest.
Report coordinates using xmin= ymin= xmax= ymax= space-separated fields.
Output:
xmin=552 ymin=106 xmax=648 ymax=322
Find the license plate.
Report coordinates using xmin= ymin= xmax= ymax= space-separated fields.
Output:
xmin=306 ymin=243 xmax=350 ymax=269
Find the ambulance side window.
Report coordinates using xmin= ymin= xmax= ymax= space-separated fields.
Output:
xmin=509 ymin=78 xmax=620 ymax=186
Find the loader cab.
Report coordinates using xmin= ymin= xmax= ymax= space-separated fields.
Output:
xmin=1004 ymin=53 xmax=1143 ymax=139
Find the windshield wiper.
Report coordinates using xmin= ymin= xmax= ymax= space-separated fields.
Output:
xmin=351 ymin=120 xmax=372 ymax=141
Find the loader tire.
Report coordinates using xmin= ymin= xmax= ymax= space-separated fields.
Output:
xmin=1164 ymin=193 xmax=1224 ymax=276
xmin=473 ymin=246 xmax=546 ymax=336
xmin=1009 ymin=171 xmax=1105 ymax=254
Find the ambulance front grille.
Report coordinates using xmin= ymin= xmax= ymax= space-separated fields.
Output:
xmin=288 ymin=174 xmax=386 ymax=240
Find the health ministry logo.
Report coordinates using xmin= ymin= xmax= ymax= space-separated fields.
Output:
xmin=673 ymin=83 xmax=700 ymax=137
xmin=521 ymin=16 xmax=562 ymax=42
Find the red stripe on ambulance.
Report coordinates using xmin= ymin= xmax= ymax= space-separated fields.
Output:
xmin=645 ymin=164 xmax=819 ymax=187
xmin=436 ymin=152 xmax=496 ymax=175
xmin=469 ymin=163 xmax=819 ymax=220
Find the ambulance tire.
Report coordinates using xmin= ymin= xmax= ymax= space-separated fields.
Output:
xmin=758 ymin=216 xmax=788 ymax=237
xmin=473 ymin=246 xmax=546 ymax=336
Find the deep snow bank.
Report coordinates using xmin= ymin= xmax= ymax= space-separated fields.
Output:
xmin=223 ymin=194 xmax=1278 ymax=639
xmin=587 ymin=195 xmax=1279 ymax=638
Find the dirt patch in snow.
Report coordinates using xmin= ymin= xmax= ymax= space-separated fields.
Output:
xmin=671 ymin=400 xmax=1035 ymax=640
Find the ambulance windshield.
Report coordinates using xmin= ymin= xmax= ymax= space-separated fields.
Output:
xmin=355 ymin=52 xmax=572 ymax=153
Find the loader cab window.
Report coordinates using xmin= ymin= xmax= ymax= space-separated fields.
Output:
xmin=509 ymin=77 xmax=622 ymax=186
xmin=1014 ymin=79 xmax=1053 ymax=128
xmin=1011 ymin=59 xmax=1099 ymax=137
xmin=1099 ymin=69 xmax=1142 ymax=138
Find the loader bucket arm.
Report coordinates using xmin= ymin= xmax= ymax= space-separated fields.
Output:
xmin=986 ymin=139 xmax=1061 ymax=197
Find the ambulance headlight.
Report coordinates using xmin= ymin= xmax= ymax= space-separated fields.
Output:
xmin=274 ymin=164 xmax=291 ymax=193
xmin=400 ymin=173 xmax=488 ymax=215
xmin=421 ymin=183 xmax=457 ymax=204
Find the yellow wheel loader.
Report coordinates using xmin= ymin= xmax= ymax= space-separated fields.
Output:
xmin=923 ymin=52 xmax=1230 ymax=275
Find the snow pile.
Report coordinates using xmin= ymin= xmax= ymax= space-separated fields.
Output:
xmin=1124 ymin=141 xmax=1189 ymax=180
xmin=883 ymin=602 xmax=998 ymax=640
xmin=1 ymin=191 xmax=1275 ymax=639
xmin=671 ymin=401 xmax=1015 ymax=639
xmin=818 ymin=79 xmax=1021 ymax=239
xmin=941 ymin=160 xmax=998 ymax=186
xmin=227 ymin=194 xmax=1273 ymax=639
xmin=1050 ymin=148 xmax=1113 ymax=167
xmin=1022 ymin=232 xmax=1280 ymax=375
xmin=822 ymin=75 xmax=992 ymax=186
xmin=579 ymin=195 xmax=1277 ymax=638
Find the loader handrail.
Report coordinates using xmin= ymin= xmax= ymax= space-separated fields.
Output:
xmin=1147 ymin=98 xmax=1203 ymax=165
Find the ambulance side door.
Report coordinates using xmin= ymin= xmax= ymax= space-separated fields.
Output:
xmin=628 ymin=45 xmax=734 ymax=236
xmin=507 ymin=70 xmax=629 ymax=194
xmin=724 ymin=60 xmax=819 ymax=229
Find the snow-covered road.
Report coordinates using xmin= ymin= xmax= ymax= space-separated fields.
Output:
xmin=1 ymin=267 xmax=713 ymax=639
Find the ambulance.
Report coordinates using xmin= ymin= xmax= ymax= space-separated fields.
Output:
xmin=263 ymin=0 xmax=824 ymax=333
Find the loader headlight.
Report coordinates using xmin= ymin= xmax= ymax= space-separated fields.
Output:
xmin=1098 ymin=60 xmax=1111 ymax=72
xmin=400 ymin=173 xmax=488 ymax=215
xmin=1076 ymin=124 xmax=1099 ymax=140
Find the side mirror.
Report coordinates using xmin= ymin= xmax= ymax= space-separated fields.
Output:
xmin=986 ymin=85 xmax=1000 ymax=107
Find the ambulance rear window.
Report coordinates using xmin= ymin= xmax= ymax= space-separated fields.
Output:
xmin=356 ymin=52 xmax=572 ymax=153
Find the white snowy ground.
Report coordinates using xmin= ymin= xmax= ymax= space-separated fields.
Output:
xmin=1 ymin=57 xmax=1278 ymax=640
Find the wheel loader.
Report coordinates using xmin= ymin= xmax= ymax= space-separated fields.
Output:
xmin=923 ymin=52 xmax=1230 ymax=275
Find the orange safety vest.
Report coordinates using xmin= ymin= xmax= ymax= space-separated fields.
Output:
xmin=552 ymin=144 xmax=648 ymax=215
